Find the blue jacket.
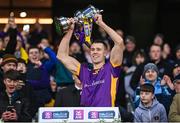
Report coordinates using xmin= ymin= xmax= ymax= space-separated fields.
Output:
xmin=134 ymin=98 xmax=167 ymax=122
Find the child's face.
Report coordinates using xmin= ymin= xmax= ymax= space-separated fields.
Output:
xmin=17 ymin=62 xmax=27 ymax=73
xmin=140 ymin=91 xmax=154 ymax=104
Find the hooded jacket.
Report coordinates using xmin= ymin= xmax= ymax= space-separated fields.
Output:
xmin=134 ymin=98 xmax=167 ymax=122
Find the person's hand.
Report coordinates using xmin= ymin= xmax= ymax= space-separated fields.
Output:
xmin=94 ymin=14 xmax=104 ymax=26
xmin=8 ymin=17 xmax=17 ymax=29
xmin=1 ymin=111 xmax=12 ymax=121
xmin=162 ymin=75 xmax=174 ymax=90
xmin=32 ymin=60 xmax=42 ymax=68
xmin=16 ymin=80 xmax=25 ymax=90
xmin=38 ymin=43 xmax=47 ymax=50
xmin=9 ymin=109 xmax=18 ymax=121
xmin=140 ymin=76 xmax=145 ymax=85
xmin=73 ymin=75 xmax=82 ymax=88
xmin=123 ymin=66 xmax=129 ymax=73
xmin=67 ymin=18 xmax=75 ymax=31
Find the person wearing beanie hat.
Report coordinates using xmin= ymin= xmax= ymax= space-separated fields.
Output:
xmin=134 ymin=62 xmax=174 ymax=114
xmin=0 ymin=54 xmax=18 ymax=93
xmin=142 ymin=63 xmax=159 ymax=82
xmin=134 ymin=83 xmax=167 ymax=122
xmin=1 ymin=54 xmax=17 ymax=72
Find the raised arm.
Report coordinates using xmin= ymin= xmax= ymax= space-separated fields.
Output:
xmin=94 ymin=14 xmax=125 ymax=66
xmin=57 ymin=19 xmax=81 ymax=75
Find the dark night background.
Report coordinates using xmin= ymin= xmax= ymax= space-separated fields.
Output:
xmin=52 ymin=0 xmax=180 ymax=49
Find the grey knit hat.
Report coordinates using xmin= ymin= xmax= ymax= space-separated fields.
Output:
xmin=143 ymin=63 xmax=159 ymax=76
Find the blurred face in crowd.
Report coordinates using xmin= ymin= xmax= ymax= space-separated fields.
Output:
xmin=70 ymin=42 xmax=81 ymax=54
xmin=149 ymin=45 xmax=161 ymax=61
xmin=17 ymin=62 xmax=26 ymax=73
xmin=4 ymin=78 xmax=18 ymax=94
xmin=116 ymin=29 xmax=124 ymax=38
xmin=41 ymin=38 xmax=50 ymax=47
xmin=2 ymin=62 xmax=17 ymax=72
xmin=135 ymin=54 xmax=145 ymax=65
xmin=174 ymin=80 xmax=180 ymax=93
xmin=173 ymin=66 xmax=180 ymax=77
xmin=28 ymin=48 xmax=40 ymax=63
xmin=140 ymin=91 xmax=154 ymax=105
xmin=153 ymin=35 xmax=163 ymax=46
xmin=176 ymin=49 xmax=180 ymax=60
xmin=145 ymin=69 xmax=158 ymax=82
xmin=125 ymin=41 xmax=136 ymax=52
xmin=163 ymin=43 xmax=171 ymax=55
xmin=90 ymin=43 xmax=106 ymax=65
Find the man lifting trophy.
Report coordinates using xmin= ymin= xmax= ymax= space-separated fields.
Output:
xmin=54 ymin=5 xmax=103 ymax=47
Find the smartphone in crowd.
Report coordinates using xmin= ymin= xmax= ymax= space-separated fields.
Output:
xmin=6 ymin=106 xmax=15 ymax=112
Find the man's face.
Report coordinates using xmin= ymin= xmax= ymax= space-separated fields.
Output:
xmin=175 ymin=80 xmax=180 ymax=93
xmin=28 ymin=48 xmax=40 ymax=63
xmin=125 ymin=41 xmax=136 ymax=52
xmin=145 ymin=69 xmax=158 ymax=82
xmin=70 ymin=42 xmax=81 ymax=54
xmin=153 ymin=36 xmax=163 ymax=46
xmin=149 ymin=45 xmax=161 ymax=61
xmin=140 ymin=91 xmax=154 ymax=104
xmin=17 ymin=63 xmax=26 ymax=73
xmin=173 ymin=66 xmax=180 ymax=77
xmin=4 ymin=78 xmax=18 ymax=94
xmin=176 ymin=49 xmax=180 ymax=60
xmin=2 ymin=62 xmax=17 ymax=72
xmin=90 ymin=43 xmax=106 ymax=64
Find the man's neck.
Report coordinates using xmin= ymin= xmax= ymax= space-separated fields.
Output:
xmin=93 ymin=61 xmax=105 ymax=70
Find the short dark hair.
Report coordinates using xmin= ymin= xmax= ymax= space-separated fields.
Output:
xmin=3 ymin=70 xmax=20 ymax=80
xmin=140 ymin=83 xmax=155 ymax=94
xmin=155 ymin=33 xmax=164 ymax=40
xmin=150 ymin=44 xmax=162 ymax=51
xmin=28 ymin=46 xmax=40 ymax=54
xmin=92 ymin=40 xmax=108 ymax=49
xmin=17 ymin=58 xmax=27 ymax=65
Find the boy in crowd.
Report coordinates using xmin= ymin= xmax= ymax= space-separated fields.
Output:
xmin=134 ymin=83 xmax=167 ymax=122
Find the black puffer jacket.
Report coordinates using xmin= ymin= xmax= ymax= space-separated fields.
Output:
xmin=0 ymin=91 xmax=32 ymax=122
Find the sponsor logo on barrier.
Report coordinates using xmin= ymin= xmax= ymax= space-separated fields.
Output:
xmin=88 ymin=111 xmax=99 ymax=119
xmin=52 ymin=111 xmax=69 ymax=119
xmin=98 ymin=111 xmax=115 ymax=119
xmin=42 ymin=111 xmax=53 ymax=119
xmin=73 ymin=110 xmax=84 ymax=120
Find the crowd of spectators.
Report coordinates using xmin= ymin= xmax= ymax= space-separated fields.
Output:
xmin=0 ymin=14 xmax=179 ymax=122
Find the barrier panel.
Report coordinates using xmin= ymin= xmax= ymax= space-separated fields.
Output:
xmin=38 ymin=107 xmax=121 ymax=123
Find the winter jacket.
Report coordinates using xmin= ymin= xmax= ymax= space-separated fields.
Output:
xmin=168 ymin=93 xmax=180 ymax=122
xmin=134 ymin=98 xmax=167 ymax=122
xmin=134 ymin=78 xmax=174 ymax=114
xmin=0 ymin=91 xmax=32 ymax=122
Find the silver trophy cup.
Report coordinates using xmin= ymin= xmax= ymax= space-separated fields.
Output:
xmin=54 ymin=5 xmax=103 ymax=35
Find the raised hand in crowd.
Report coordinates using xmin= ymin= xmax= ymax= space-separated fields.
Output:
xmin=139 ymin=75 xmax=145 ymax=85
xmin=3 ymin=12 xmax=17 ymax=33
xmin=161 ymin=75 xmax=174 ymax=90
